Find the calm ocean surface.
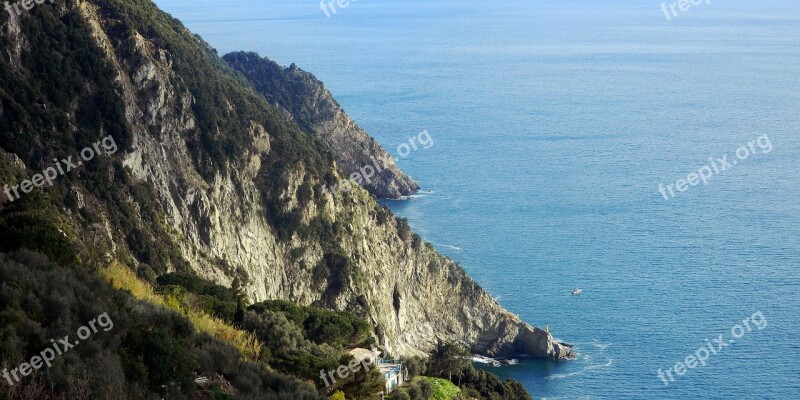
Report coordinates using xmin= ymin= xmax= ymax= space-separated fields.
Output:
xmin=155 ymin=1 xmax=799 ymax=398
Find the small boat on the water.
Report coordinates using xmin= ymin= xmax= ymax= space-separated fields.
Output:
xmin=571 ymin=288 xmax=583 ymax=295
xmin=506 ymin=359 xmax=519 ymax=365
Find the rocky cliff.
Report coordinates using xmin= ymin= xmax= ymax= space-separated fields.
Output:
xmin=223 ymin=51 xmax=419 ymax=199
xmin=0 ymin=0 xmax=570 ymax=360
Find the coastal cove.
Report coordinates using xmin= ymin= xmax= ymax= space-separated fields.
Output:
xmin=154 ymin=0 xmax=800 ymax=398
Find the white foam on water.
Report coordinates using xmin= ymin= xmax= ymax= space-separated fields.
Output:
xmin=545 ymin=357 xmax=613 ymax=381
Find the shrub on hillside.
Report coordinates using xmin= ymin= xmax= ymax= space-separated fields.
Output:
xmin=0 ymin=250 xmax=324 ymax=400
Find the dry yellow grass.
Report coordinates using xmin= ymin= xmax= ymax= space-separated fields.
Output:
xmin=101 ymin=262 xmax=262 ymax=362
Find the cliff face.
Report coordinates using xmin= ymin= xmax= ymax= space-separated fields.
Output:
xmin=0 ymin=0 xmax=570 ymax=359
xmin=223 ymin=51 xmax=419 ymax=199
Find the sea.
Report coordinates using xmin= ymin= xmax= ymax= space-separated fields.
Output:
xmin=153 ymin=1 xmax=800 ymax=398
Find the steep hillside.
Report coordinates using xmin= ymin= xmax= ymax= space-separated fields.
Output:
xmin=0 ymin=250 xmax=325 ymax=399
xmin=223 ymin=51 xmax=419 ymax=199
xmin=0 ymin=0 xmax=570 ymax=364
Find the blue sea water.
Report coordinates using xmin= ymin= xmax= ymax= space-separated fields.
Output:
xmin=154 ymin=1 xmax=800 ymax=398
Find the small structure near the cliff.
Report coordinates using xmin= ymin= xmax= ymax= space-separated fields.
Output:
xmin=378 ymin=358 xmax=408 ymax=394
xmin=348 ymin=348 xmax=409 ymax=395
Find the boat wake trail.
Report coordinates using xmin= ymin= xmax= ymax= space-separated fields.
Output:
xmin=545 ymin=357 xmax=613 ymax=380
xmin=432 ymin=242 xmax=462 ymax=251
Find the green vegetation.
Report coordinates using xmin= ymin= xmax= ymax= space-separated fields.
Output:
xmin=248 ymin=300 xmax=372 ymax=348
xmin=152 ymin=273 xmax=383 ymax=399
xmin=389 ymin=377 xmax=461 ymax=400
xmin=0 ymin=193 xmax=79 ymax=266
xmin=102 ymin=263 xmax=261 ymax=362
xmin=222 ymin=52 xmax=336 ymax=136
xmin=242 ymin=301 xmax=384 ymax=398
xmin=0 ymin=246 xmax=386 ymax=399
xmin=423 ymin=377 xmax=461 ymax=400
xmin=157 ymin=272 xmax=246 ymax=323
xmin=0 ymin=251 xmax=322 ymax=400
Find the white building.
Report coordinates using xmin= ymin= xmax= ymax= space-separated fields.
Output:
xmin=347 ymin=348 xmax=408 ymax=395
